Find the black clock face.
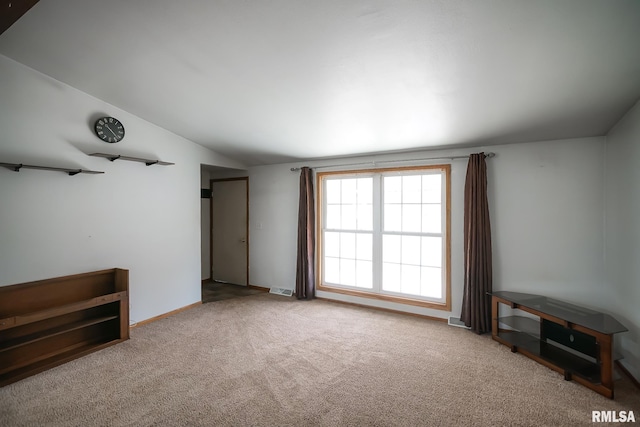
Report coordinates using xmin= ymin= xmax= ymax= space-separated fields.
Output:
xmin=94 ymin=117 xmax=125 ymax=143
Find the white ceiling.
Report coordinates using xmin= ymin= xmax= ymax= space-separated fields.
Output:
xmin=1 ymin=0 xmax=639 ymax=166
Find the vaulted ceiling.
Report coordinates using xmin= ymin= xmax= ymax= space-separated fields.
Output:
xmin=1 ymin=0 xmax=639 ymax=165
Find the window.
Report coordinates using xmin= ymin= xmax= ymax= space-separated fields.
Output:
xmin=317 ymin=165 xmax=450 ymax=310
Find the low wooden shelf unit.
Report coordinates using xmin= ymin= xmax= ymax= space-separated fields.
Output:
xmin=491 ymin=291 xmax=627 ymax=399
xmin=0 ymin=269 xmax=129 ymax=387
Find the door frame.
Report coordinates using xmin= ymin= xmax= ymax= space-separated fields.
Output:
xmin=209 ymin=177 xmax=249 ymax=286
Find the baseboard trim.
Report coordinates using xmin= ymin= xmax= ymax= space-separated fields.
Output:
xmin=201 ymin=278 xmax=211 ymax=285
xmin=615 ymin=360 xmax=640 ymax=390
xmin=131 ymin=301 xmax=202 ymax=329
xmin=248 ymin=284 xmax=269 ymax=292
xmin=316 ymin=297 xmax=448 ymax=323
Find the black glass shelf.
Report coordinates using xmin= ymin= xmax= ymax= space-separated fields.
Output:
xmin=497 ymin=330 xmax=601 ymax=383
xmin=89 ymin=153 xmax=174 ymax=166
xmin=495 ymin=315 xmax=625 ymax=363
xmin=0 ymin=162 xmax=104 ymax=176
xmin=490 ymin=291 xmax=627 ymax=335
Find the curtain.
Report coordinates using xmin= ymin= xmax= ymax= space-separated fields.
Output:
xmin=461 ymin=153 xmax=492 ymax=334
xmin=295 ymin=167 xmax=315 ymax=300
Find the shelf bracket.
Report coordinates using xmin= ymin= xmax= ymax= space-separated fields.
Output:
xmin=13 ymin=164 xmax=23 ymax=172
xmin=107 ymin=155 xmax=121 ymax=162
xmin=68 ymin=169 xmax=82 ymax=176
xmin=145 ymin=160 xmax=159 ymax=166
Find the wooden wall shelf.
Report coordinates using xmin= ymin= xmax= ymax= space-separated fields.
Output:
xmin=0 ymin=162 xmax=104 ymax=176
xmin=0 ymin=269 xmax=129 ymax=387
xmin=89 ymin=153 xmax=174 ymax=166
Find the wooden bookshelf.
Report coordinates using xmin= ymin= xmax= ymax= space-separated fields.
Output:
xmin=0 ymin=269 xmax=129 ymax=386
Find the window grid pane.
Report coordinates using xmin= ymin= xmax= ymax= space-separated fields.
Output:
xmin=356 ymin=260 xmax=373 ymax=289
xmin=402 ymin=204 xmax=421 ymax=233
xmin=421 ymin=204 xmax=441 ymax=233
xmin=325 ymin=177 xmax=373 ymax=231
xmin=402 ymin=175 xmax=422 ymax=203
xmin=323 ymin=230 xmax=373 ymax=287
xmin=384 ymin=204 xmax=402 ymax=232
xmin=322 ymin=169 xmax=447 ymax=304
xmin=381 ymin=233 xmax=443 ymax=298
xmin=383 ymin=173 xmax=442 ymax=234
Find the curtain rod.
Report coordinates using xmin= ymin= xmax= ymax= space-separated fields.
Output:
xmin=290 ymin=152 xmax=494 ymax=172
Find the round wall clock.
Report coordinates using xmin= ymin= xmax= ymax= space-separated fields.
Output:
xmin=94 ymin=116 xmax=125 ymax=143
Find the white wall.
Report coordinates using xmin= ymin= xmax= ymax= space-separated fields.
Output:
xmin=490 ymin=138 xmax=607 ymax=306
xmin=242 ymin=137 xmax=607 ymax=320
xmin=0 ymin=55 xmax=245 ymax=323
xmin=605 ymin=100 xmax=640 ymax=380
xmin=247 ymin=165 xmax=307 ymax=292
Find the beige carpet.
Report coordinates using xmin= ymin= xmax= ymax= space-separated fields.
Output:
xmin=1 ymin=293 xmax=638 ymax=426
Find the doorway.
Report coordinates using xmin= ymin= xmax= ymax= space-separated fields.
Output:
xmin=209 ymin=177 xmax=249 ymax=287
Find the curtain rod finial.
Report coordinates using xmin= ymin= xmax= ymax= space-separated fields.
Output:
xmin=486 ymin=152 xmax=495 ymax=158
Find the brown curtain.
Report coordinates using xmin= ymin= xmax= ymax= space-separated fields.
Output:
xmin=461 ymin=153 xmax=492 ymax=334
xmin=295 ymin=167 xmax=315 ymax=300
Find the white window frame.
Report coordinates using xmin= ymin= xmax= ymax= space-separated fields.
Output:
xmin=316 ymin=165 xmax=451 ymax=311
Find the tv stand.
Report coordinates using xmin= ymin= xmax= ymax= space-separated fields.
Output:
xmin=490 ymin=291 xmax=627 ymax=399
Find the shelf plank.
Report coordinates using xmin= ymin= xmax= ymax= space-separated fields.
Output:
xmin=497 ymin=330 xmax=601 ymax=383
xmin=0 ymin=291 xmax=127 ymax=331
xmin=0 ymin=162 xmax=104 ymax=175
xmin=0 ymin=338 xmax=123 ymax=381
xmin=0 ymin=339 xmax=99 ymax=375
xmin=0 ymin=315 xmax=118 ymax=352
xmin=89 ymin=153 xmax=174 ymax=166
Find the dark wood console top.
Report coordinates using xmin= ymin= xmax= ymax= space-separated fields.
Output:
xmin=490 ymin=291 xmax=627 ymax=335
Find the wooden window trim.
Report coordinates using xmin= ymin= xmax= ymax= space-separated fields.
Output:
xmin=315 ymin=164 xmax=451 ymax=311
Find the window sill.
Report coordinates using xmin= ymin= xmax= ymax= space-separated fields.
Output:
xmin=317 ymin=283 xmax=451 ymax=311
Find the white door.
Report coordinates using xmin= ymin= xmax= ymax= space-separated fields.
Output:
xmin=211 ymin=178 xmax=248 ymax=286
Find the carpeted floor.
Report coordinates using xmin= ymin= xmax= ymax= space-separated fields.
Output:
xmin=1 ymin=293 xmax=638 ymax=426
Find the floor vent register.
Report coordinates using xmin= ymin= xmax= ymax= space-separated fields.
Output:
xmin=269 ymin=287 xmax=293 ymax=297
